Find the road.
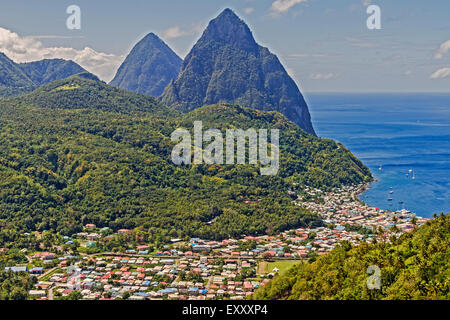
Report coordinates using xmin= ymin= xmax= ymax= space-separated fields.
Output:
xmin=38 ymin=266 xmax=58 ymax=280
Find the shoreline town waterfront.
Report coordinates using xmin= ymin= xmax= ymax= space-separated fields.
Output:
xmin=4 ymin=184 xmax=429 ymax=301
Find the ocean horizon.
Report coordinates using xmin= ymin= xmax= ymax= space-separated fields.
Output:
xmin=307 ymin=92 xmax=450 ymax=218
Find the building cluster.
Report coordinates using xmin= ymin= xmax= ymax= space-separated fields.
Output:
xmin=297 ymin=185 xmax=429 ymax=237
xmin=3 ymin=184 xmax=431 ymax=300
xmin=31 ymin=255 xmax=267 ymax=300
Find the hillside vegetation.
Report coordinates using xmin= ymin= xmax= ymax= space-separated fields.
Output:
xmin=0 ymin=77 xmax=371 ymax=241
xmin=252 ymin=214 xmax=449 ymax=300
xmin=0 ymin=53 xmax=88 ymax=97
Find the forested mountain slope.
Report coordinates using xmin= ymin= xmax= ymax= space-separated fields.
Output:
xmin=0 ymin=53 xmax=88 ymax=97
xmin=0 ymin=77 xmax=371 ymax=240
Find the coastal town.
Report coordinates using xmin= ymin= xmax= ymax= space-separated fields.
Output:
xmin=2 ymin=184 xmax=429 ymax=300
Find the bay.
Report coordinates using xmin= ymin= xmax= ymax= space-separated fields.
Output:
xmin=307 ymin=93 xmax=450 ymax=218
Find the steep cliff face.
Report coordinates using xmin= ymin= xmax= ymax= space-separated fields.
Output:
xmin=110 ymin=33 xmax=182 ymax=97
xmin=161 ymin=8 xmax=315 ymax=135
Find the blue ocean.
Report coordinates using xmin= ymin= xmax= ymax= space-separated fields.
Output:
xmin=307 ymin=93 xmax=450 ymax=218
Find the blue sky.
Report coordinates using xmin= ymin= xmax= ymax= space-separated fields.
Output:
xmin=0 ymin=0 xmax=449 ymax=92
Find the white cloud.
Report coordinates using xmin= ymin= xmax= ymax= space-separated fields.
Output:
xmin=309 ymin=73 xmax=337 ymax=80
xmin=270 ymin=0 xmax=309 ymax=16
xmin=430 ymin=67 xmax=450 ymax=79
xmin=162 ymin=26 xmax=190 ymax=39
xmin=434 ymin=40 xmax=450 ymax=59
xmin=0 ymin=27 xmax=123 ymax=82
xmin=243 ymin=7 xmax=255 ymax=15
xmin=161 ymin=24 xmax=203 ymax=40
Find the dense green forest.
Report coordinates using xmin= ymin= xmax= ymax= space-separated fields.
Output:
xmin=0 ymin=75 xmax=371 ymax=241
xmin=0 ymin=271 xmax=37 ymax=300
xmin=0 ymin=86 xmax=35 ymax=98
xmin=252 ymin=214 xmax=449 ymax=300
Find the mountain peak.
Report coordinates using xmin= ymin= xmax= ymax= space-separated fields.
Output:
xmin=0 ymin=51 xmax=88 ymax=95
xmin=201 ymin=8 xmax=256 ymax=49
xmin=134 ymin=32 xmax=168 ymax=51
xmin=217 ymin=8 xmax=240 ymax=20
xmin=142 ymin=32 xmax=162 ymax=43
xmin=161 ymin=9 xmax=316 ymax=135
xmin=109 ymin=32 xmax=182 ymax=97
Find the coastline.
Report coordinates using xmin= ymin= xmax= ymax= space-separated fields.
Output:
xmin=296 ymin=183 xmax=428 ymax=240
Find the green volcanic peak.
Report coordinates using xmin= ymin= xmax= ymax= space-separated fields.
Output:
xmin=201 ymin=8 xmax=258 ymax=51
xmin=19 ymin=59 xmax=86 ymax=85
xmin=0 ymin=52 xmax=90 ymax=97
xmin=14 ymin=74 xmax=175 ymax=117
xmin=161 ymin=8 xmax=316 ymax=135
xmin=110 ymin=32 xmax=182 ymax=97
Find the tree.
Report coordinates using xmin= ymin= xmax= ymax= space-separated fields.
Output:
xmin=65 ymin=291 xmax=82 ymax=300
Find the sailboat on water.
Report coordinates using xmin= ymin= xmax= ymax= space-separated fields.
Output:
xmin=406 ymin=168 xmax=413 ymax=178
xmin=387 ymin=187 xmax=393 ymax=201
